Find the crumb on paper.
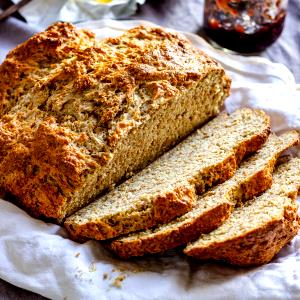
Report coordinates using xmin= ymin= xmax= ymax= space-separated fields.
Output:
xmin=75 ymin=252 xmax=80 ymax=258
xmin=89 ymin=262 xmax=97 ymax=272
xmin=111 ymin=274 xmax=126 ymax=288
xmin=103 ymin=273 xmax=109 ymax=280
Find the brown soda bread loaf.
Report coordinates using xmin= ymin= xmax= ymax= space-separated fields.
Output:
xmin=0 ymin=22 xmax=231 ymax=222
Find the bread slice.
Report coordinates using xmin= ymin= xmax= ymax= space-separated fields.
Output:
xmin=64 ymin=108 xmax=270 ymax=241
xmin=0 ymin=23 xmax=231 ymax=222
xmin=184 ymin=158 xmax=300 ymax=266
xmin=107 ymin=131 xmax=299 ymax=258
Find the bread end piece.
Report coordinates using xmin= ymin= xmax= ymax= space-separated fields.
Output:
xmin=184 ymin=204 xmax=300 ymax=266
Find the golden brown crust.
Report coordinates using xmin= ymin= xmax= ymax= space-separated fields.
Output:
xmin=0 ymin=22 xmax=230 ymax=221
xmin=184 ymin=203 xmax=299 ymax=266
xmin=0 ymin=116 xmax=97 ymax=220
xmin=0 ymin=22 xmax=95 ymax=114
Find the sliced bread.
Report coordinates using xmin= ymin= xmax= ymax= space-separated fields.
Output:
xmin=184 ymin=158 xmax=300 ymax=266
xmin=65 ymin=108 xmax=270 ymax=241
xmin=107 ymin=131 xmax=299 ymax=258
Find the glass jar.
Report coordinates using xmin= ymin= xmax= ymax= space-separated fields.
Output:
xmin=203 ymin=0 xmax=288 ymax=53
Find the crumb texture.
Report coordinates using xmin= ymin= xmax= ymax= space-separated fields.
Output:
xmin=107 ymin=131 xmax=299 ymax=258
xmin=65 ymin=108 xmax=271 ymax=241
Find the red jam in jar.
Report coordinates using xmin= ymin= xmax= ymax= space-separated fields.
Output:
xmin=203 ymin=0 xmax=288 ymax=53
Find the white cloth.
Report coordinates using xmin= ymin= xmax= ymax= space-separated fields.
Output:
xmin=0 ymin=20 xmax=299 ymax=300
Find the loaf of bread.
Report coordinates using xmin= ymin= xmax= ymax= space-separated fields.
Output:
xmin=107 ymin=131 xmax=299 ymax=258
xmin=65 ymin=108 xmax=271 ymax=241
xmin=0 ymin=22 xmax=231 ymax=222
xmin=184 ymin=158 xmax=300 ymax=266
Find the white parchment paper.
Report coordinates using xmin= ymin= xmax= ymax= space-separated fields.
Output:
xmin=0 ymin=20 xmax=299 ymax=300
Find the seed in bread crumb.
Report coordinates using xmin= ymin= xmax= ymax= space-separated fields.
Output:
xmin=111 ymin=274 xmax=126 ymax=288
xmin=75 ymin=252 xmax=80 ymax=258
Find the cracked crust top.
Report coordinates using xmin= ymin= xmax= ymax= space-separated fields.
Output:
xmin=0 ymin=22 xmax=230 ymax=220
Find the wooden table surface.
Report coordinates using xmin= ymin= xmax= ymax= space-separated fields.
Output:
xmin=0 ymin=0 xmax=299 ymax=298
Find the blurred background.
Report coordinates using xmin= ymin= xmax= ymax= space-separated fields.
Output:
xmin=0 ymin=0 xmax=299 ymax=81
